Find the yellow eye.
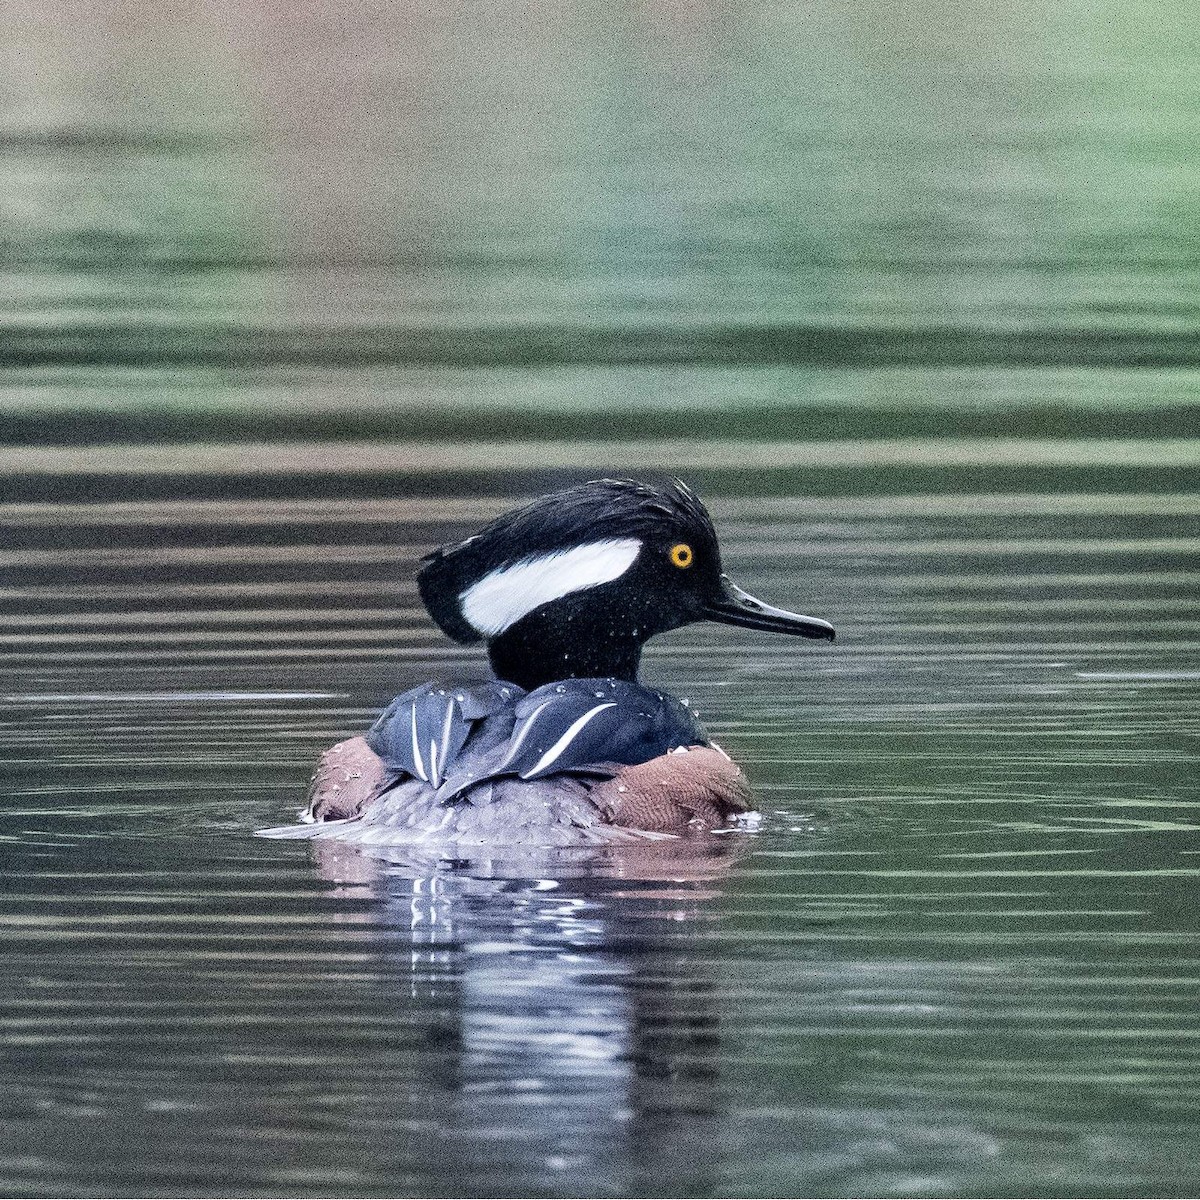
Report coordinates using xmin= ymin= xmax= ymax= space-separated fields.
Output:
xmin=669 ymin=542 xmax=694 ymax=569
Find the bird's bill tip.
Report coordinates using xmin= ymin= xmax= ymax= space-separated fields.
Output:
xmin=702 ymin=577 xmax=835 ymax=640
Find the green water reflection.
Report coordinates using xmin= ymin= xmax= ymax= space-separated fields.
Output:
xmin=3 ymin=1 xmax=1200 ymax=378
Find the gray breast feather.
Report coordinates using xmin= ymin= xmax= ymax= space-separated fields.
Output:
xmin=364 ymin=677 xmax=708 ymax=803
xmin=260 ymin=774 xmax=669 ymax=845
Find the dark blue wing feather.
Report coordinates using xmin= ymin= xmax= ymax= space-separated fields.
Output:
xmin=365 ymin=677 xmax=707 ymax=803
xmin=499 ymin=678 xmax=707 ymax=781
xmin=365 ymin=680 xmax=523 ymax=787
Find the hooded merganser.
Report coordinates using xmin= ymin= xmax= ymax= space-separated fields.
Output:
xmin=257 ymin=478 xmax=834 ymax=846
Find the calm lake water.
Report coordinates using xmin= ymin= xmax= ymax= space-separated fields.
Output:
xmin=2 ymin=4 xmax=1199 ymax=1197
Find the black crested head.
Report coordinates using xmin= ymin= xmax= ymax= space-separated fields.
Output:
xmin=416 ymin=477 xmax=834 ymax=690
xmin=418 ymin=478 xmax=718 ymax=642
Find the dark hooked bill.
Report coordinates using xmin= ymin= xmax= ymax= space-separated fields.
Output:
xmin=702 ymin=576 xmax=835 ymax=640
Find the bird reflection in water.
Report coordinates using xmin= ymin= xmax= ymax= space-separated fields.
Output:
xmin=305 ymin=833 xmax=753 ymax=1191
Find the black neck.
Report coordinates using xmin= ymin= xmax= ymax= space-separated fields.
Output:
xmin=487 ymin=623 xmax=643 ymax=691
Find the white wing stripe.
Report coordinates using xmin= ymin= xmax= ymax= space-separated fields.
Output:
xmin=497 ymin=699 xmax=554 ymax=770
xmin=439 ymin=700 xmax=455 ymax=775
xmin=459 ymin=539 xmax=641 ymax=637
xmin=521 ymin=703 xmax=618 ymax=779
xmin=410 ymin=704 xmax=427 ymax=781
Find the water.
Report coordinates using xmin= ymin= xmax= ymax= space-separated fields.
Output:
xmin=2 ymin=3 xmax=1199 ymax=1197
xmin=3 ymin=478 xmax=1197 ymax=1196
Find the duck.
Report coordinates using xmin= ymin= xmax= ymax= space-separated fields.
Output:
xmin=256 ymin=478 xmax=834 ymax=846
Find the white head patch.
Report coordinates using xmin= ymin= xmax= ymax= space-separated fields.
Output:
xmin=458 ymin=538 xmax=641 ymax=638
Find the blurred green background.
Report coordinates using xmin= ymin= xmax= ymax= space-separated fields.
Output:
xmin=2 ymin=0 xmax=1198 ymax=447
